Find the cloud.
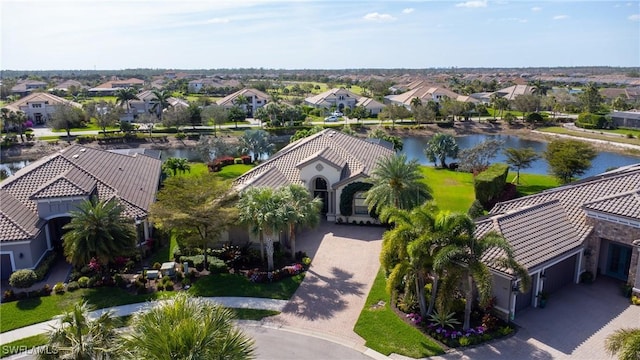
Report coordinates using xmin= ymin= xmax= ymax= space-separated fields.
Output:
xmin=531 ymin=6 xmax=542 ymax=12
xmin=206 ymin=18 xmax=230 ymax=24
xmin=363 ymin=12 xmax=397 ymax=21
xmin=506 ymin=17 xmax=528 ymax=23
xmin=402 ymin=8 xmax=414 ymax=14
xmin=553 ymin=15 xmax=569 ymax=20
xmin=629 ymin=14 xmax=640 ymax=21
xmin=455 ymin=0 xmax=487 ymax=8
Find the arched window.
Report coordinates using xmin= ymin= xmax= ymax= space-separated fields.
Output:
xmin=353 ymin=191 xmax=368 ymax=215
xmin=315 ymin=177 xmax=327 ymax=190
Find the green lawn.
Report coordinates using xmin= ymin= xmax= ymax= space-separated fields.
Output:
xmin=512 ymin=172 xmax=559 ymax=196
xmin=233 ymin=308 xmax=280 ymax=320
xmin=148 ymin=230 xmax=179 ymax=265
xmin=537 ymin=126 xmax=640 ymax=146
xmin=188 ymin=273 xmax=304 ymax=300
xmin=420 ymin=166 xmax=476 ymax=212
xmin=354 ymin=268 xmax=444 ymax=358
xmin=216 ymin=164 xmax=255 ymax=180
xmin=0 ymin=334 xmax=48 ymax=358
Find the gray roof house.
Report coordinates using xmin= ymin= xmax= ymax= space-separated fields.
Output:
xmin=609 ymin=111 xmax=640 ymax=129
xmin=305 ymin=88 xmax=385 ymax=115
xmin=233 ymin=129 xmax=394 ymax=223
xmin=0 ymin=145 xmax=162 ymax=280
xmin=477 ymin=164 xmax=640 ymax=320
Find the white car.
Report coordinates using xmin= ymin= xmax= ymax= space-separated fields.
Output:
xmin=332 ymin=111 xmax=344 ymax=117
xmin=324 ymin=115 xmax=339 ymax=122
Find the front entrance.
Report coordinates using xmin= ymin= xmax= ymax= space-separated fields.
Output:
xmin=48 ymin=217 xmax=71 ymax=251
xmin=606 ymin=243 xmax=632 ymax=281
xmin=313 ymin=177 xmax=328 ymax=215
xmin=1 ymin=254 xmax=13 ymax=280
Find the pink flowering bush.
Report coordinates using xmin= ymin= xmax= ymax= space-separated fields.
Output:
xmin=246 ymin=262 xmax=307 ymax=283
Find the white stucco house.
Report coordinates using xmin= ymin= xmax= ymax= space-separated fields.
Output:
xmin=2 ymin=93 xmax=82 ymax=125
xmin=305 ymin=88 xmax=385 ymax=116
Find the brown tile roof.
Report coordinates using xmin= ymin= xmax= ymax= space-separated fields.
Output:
xmin=482 ymin=164 xmax=640 ymax=273
xmin=3 ymin=92 xmax=82 ymax=111
xmin=0 ymin=145 xmax=162 ymax=242
xmin=216 ymin=88 xmax=270 ymax=107
xmin=233 ymin=129 xmax=395 ymax=190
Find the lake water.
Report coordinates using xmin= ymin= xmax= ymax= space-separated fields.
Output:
xmin=400 ymin=134 xmax=640 ymax=178
xmin=2 ymin=135 xmax=639 ymax=179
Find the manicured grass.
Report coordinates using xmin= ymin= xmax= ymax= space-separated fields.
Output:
xmin=354 ymin=268 xmax=444 ymax=358
xmin=0 ymin=334 xmax=48 ymax=358
xmin=420 ymin=166 xmax=476 ymax=212
xmin=233 ymin=308 xmax=280 ymax=320
xmin=0 ymin=288 xmax=157 ymax=333
xmin=512 ymin=172 xmax=559 ymax=196
xmin=537 ymin=126 xmax=640 ymax=146
xmin=216 ymin=164 xmax=255 ymax=180
xmin=188 ymin=273 xmax=304 ymax=300
xmin=148 ymin=230 xmax=179 ymax=265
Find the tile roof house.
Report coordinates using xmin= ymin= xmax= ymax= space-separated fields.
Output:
xmin=305 ymin=88 xmax=385 ymax=116
xmin=2 ymin=93 xmax=82 ymax=125
xmin=233 ymin=129 xmax=395 ymax=223
xmin=385 ymin=86 xmax=476 ymax=108
xmin=11 ymin=81 xmax=48 ymax=96
xmin=88 ymin=78 xmax=145 ymax=95
xmin=491 ymin=84 xmax=536 ymax=101
xmin=121 ymin=90 xmax=189 ymax=122
xmin=475 ymin=164 xmax=640 ymax=320
xmin=217 ymin=88 xmax=270 ymax=117
xmin=0 ymin=145 xmax=162 ymax=280
xmin=49 ymin=80 xmax=86 ymax=94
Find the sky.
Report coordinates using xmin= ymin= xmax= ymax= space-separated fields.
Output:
xmin=1 ymin=0 xmax=639 ymax=70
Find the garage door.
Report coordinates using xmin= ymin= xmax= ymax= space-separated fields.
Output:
xmin=516 ymin=273 xmax=536 ymax=311
xmin=1 ymin=254 xmax=13 ymax=280
xmin=544 ymin=254 xmax=577 ymax=294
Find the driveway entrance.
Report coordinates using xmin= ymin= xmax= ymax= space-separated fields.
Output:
xmin=432 ymin=277 xmax=640 ymax=359
xmin=264 ymin=221 xmax=384 ymax=345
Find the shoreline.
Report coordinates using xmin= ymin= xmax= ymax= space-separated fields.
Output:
xmin=2 ymin=122 xmax=640 ymax=164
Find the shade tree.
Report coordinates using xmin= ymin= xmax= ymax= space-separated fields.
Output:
xmin=543 ymin=139 xmax=597 ymax=184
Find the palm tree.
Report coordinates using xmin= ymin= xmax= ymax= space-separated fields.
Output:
xmin=503 ymin=147 xmax=540 ymax=184
xmin=281 ymin=184 xmax=322 ymax=256
xmin=424 ymin=133 xmax=459 ymax=168
xmin=151 ymin=89 xmax=172 ymax=120
xmin=115 ymin=87 xmax=138 ymax=113
xmin=605 ymin=328 xmax=640 ymax=360
xmin=379 ymin=203 xmax=440 ymax=317
xmin=432 ymin=212 xmax=530 ymax=330
xmin=38 ymin=301 xmax=120 ymax=360
xmin=238 ymin=129 xmax=275 ymax=163
xmin=162 ymin=157 xmax=191 ymax=176
xmin=62 ymin=198 xmax=137 ymax=271
xmin=237 ymin=187 xmax=271 ymax=263
xmin=120 ymin=293 xmax=255 ymax=360
xmin=365 ymin=154 xmax=431 ymax=214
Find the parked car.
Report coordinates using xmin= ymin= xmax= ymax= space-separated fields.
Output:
xmin=332 ymin=111 xmax=344 ymax=117
xmin=324 ymin=115 xmax=339 ymax=122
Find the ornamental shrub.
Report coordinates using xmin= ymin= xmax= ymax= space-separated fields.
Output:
xmin=67 ymin=281 xmax=80 ymax=292
xmin=78 ymin=276 xmax=90 ymax=288
xmin=474 ymin=163 xmax=509 ymax=208
xmin=53 ymin=282 xmax=65 ymax=294
xmin=208 ymin=258 xmax=227 ymax=274
xmin=9 ymin=269 xmax=38 ymax=289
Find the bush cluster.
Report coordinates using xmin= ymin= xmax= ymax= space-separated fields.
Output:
xmin=246 ymin=263 xmax=306 ymax=283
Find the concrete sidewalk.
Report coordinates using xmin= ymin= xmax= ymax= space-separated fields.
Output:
xmin=0 ymin=296 xmax=288 ymax=345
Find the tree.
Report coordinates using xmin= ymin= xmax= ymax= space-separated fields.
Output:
xmin=512 ymin=94 xmax=541 ymax=118
xmin=579 ymin=82 xmax=604 ymax=113
xmin=49 ymin=103 xmax=86 ymax=139
xmin=187 ymin=103 xmax=202 ymax=128
xmin=119 ymin=293 xmax=255 ymax=360
xmin=115 ymin=87 xmax=139 ymax=113
xmin=612 ymin=95 xmax=631 ymax=111
xmin=504 ymin=147 xmax=540 ymax=184
xmin=136 ymin=112 xmax=160 ymax=137
xmin=281 ymin=185 xmax=322 ymax=256
xmin=529 ymin=79 xmax=550 ymax=96
xmin=238 ymin=129 xmax=274 ymax=162
xmin=368 ymin=127 xmax=403 ymax=151
xmin=365 ymin=154 xmax=431 ymax=214
xmin=62 ymin=198 xmax=136 ymax=270
xmin=457 ymin=139 xmax=504 ymax=173
xmin=228 ymin=106 xmax=246 ymax=129
xmin=150 ymin=173 xmax=237 ymax=268
xmin=424 ymin=133 xmax=459 ymax=168
xmin=543 ymin=139 xmax=597 ymax=184
xmin=151 ymin=89 xmax=173 ymax=120
xmin=85 ymin=100 xmax=122 ymax=133
xmin=161 ymin=106 xmax=190 ymax=130
xmin=1 ymin=108 xmax=27 ymax=142
xmin=432 ymin=212 xmax=530 ymax=330
xmin=604 ymin=328 xmax=640 ymax=360
xmin=9 ymin=269 xmax=37 ymax=289
xmin=39 ymin=301 xmax=120 ymax=360
xmin=197 ymin=135 xmax=238 ymax=162
xmin=202 ymin=104 xmax=228 ymax=136
xmin=162 ymin=157 xmax=191 ymax=176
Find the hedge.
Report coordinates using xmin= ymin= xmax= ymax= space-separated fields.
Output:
xmin=339 ymin=182 xmax=373 ymax=217
xmin=576 ymin=113 xmax=611 ymax=129
xmin=474 ymin=163 xmax=509 ymax=208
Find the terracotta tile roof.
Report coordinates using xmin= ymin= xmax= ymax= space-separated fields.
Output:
xmin=233 ymin=129 xmax=394 ymax=191
xmin=0 ymin=145 xmax=162 ymax=242
xmin=483 ymin=164 xmax=640 ymax=273
xmin=216 ymin=88 xmax=270 ymax=107
xmin=3 ymin=92 xmax=82 ymax=111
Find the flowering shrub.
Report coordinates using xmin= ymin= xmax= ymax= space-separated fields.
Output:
xmin=406 ymin=313 xmax=422 ymax=324
xmin=88 ymin=258 xmax=101 ymax=272
xmin=427 ymin=323 xmax=487 ymax=346
xmin=246 ymin=262 xmax=306 ymax=283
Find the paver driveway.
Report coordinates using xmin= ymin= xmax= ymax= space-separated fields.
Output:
xmin=264 ymin=221 xmax=385 ymax=345
xmin=424 ymin=277 xmax=640 ymax=360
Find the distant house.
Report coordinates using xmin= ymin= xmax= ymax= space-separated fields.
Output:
xmin=11 ymin=80 xmax=48 ymax=96
xmin=478 ymin=164 xmax=640 ymax=320
xmin=600 ymin=87 xmax=640 ymax=103
xmin=0 ymin=145 xmax=162 ymax=280
xmin=121 ymin=90 xmax=189 ymax=122
xmin=2 ymin=93 xmax=82 ymax=125
xmin=49 ymin=80 xmax=86 ymax=94
xmin=88 ymin=78 xmax=145 ymax=95
xmin=491 ymin=84 xmax=536 ymax=101
xmin=609 ymin=111 xmax=640 ymax=129
xmin=305 ymin=88 xmax=385 ymax=115
xmin=385 ymin=86 xmax=476 ymax=109
xmin=217 ymin=88 xmax=270 ymax=117
xmin=233 ymin=129 xmax=394 ymax=224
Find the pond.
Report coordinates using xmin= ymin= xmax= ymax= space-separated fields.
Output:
xmin=401 ymin=134 xmax=640 ymax=178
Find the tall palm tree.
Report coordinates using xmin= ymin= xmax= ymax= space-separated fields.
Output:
xmin=237 ymin=187 xmax=272 ymax=263
xmin=120 ymin=293 xmax=255 ymax=360
xmin=281 ymin=184 xmax=322 ymax=256
xmin=433 ymin=212 xmax=530 ymax=330
xmin=162 ymin=157 xmax=191 ymax=176
xmin=38 ymin=301 xmax=120 ymax=360
xmin=151 ymin=89 xmax=172 ymax=120
xmin=365 ymin=154 xmax=431 ymax=214
xmin=605 ymin=328 xmax=640 ymax=360
xmin=115 ymin=87 xmax=138 ymax=113
xmin=63 ymin=199 xmax=137 ymax=271
xmin=424 ymin=133 xmax=459 ymax=169
xmin=238 ymin=129 xmax=274 ymax=163
xmin=379 ymin=203 xmax=440 ymax=317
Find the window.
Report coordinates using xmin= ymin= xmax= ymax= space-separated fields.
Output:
xmin=354 ymin=192 xmax=368 ymax=215
xmin=32 ymin=103 xmax=42 ymax=108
